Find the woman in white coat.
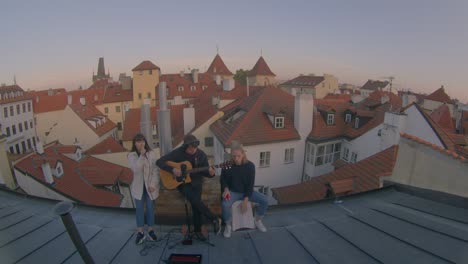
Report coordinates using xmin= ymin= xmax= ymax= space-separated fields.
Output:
xmin=128 ymin=133 xmax=160 ymax=244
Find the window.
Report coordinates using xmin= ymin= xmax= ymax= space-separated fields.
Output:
xmin=27 ymin=138 xmax=32 ymax=150
xmin=354 ymin=118 xmax=360 ymax=129
xmin=178 ymin=85 xmax=184 ymax=92
xmin=139 ymin=70 xmax=143 ymax=75
xmin=149 ymin=70 xmax=152 ymax=75
xmin=190 ymin=86 xmax=196 ymax=91
xmin=274 ymin=117 xmax=284 ymax=128
xmin=147 ymin=92 xmax=151 ymax=98
xmin=10 ymin=106 xmax=13 ymax=116
xmin=315 ymin=142 xmax=341 ymax=166
xmin=302 ymin=173 xmax=311 ymax=182
xmin=284 ymin=148 xmax=294 ymax=163
xmin=327 ymin=114 xmax=335 ymax=125
xmin=12 ymin=125 xmax=16 ymax=135
xmin=104 ymin=107 xmax=108 ymax=114
xmin=345 ymin=114 xmax=352 ymax=123
xmin=16 ymin=104 xmax=20 ymax=115
xmin=3 ymin=107 xmax=7 ymax=118
xmin=351 ymin=152 xmax=358 ymax=163
xmin=259 ymin=151 xmax=271 ymax=167
xmin=204 ymin=137 xmax=213 ymax=147
xmin=24 ymin=121 xmax=28 ymax=130
xmin=15 ymin=144 xmax=20 ymax=154
xmin=138 ymin=93 xmax=142 ymax=99
xmin=9 ymin=146 xmax=14 ymax=154
xmin=202 ymin=85 xmax=208 ymax=90
xmin=315 ymin=145 xmax=324 ymax=166
xmin=116 ymin=106 xmax=121 ymax=113
xmin=22 ymin=103 xmax=26 ymax=113
xmin=56 ymin=166 xmax=63 ymax=176
xmin=117 ymin=122 xmax=122 ymax=131
xmin=343 ymin=147 xmax=350 ymax=161
xmin=21 ymin=141 xmax=26 ymax=153
xmin=33 ymin=137 xmax=36 ymax=147
xmin=30 ymin=121 xmax=33 ymax=129
xmin=6 ymin=127 xmax=10 ymax=137
xmin=19 ymin=123 xmax=23 ymax=132
xmin=28 ymin=102 xmax=31 ymax=112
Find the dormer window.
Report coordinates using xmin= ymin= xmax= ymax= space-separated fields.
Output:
xmin=354 ymin=117 xmax=360 ymax=129
xmin=178 ymin=85 xmax=184 ymax=92
xmin=190 ymin=86 xmax=196 ymax=91
xmin=55 ymin=161 xmax=64 ymax=178
xmin=327 ymin=114 xmax=335 ymax=125
xmin=76 ymin=148 xmax=82 ymax=161
xmin=274 ymin=116 xmax=285 ymax=128
xmin=202 ymin=85 xmax=208 ymax=90
xmin=345 ymin=114 xmax=352 ymax=123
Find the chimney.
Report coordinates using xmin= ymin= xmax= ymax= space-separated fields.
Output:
xmin=36 ymin=140 xmax=45 ymax=154
xmin=180 ymin=70 xmax=184 ymax=77
xmin=79 ymin=96 xmax=86 ymax=106
xmin=67 ymin=94 xmax=72 ymax=105
xmin=157 ymin=82 xmax=173 ymax=156
xmin=215 ymin=75 xmax=221 ymax=85
xmin=183 ymin=105 xmax=196 ymax=135
xmin=294 ymin=92 xmax=314 ymax=138
xmin=41 ymin=161 xmax=54 ymax=184
xmin=191 ymin=69 xmax=199 ymax=83
xmin=141 ymin=99 xmax=153 ymax=147
xmin=381 ymin=95 xmax=389 ymax=105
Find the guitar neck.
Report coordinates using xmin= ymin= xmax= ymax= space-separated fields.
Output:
xmin=186 ymin=164 xmax=223 ymax=174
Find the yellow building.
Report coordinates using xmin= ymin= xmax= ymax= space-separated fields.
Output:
xmin=279 ymin=74 xmax=338 ymax=99
xmin=132 ymin=60 xmax=160 ymax=108
xmin=247 ymin=56 xmax=276 ymax=86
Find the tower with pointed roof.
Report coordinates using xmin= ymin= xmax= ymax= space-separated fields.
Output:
xmin=205 ymin=53 xmax=233 ymax=83
xmin=247 ymin=56 xmax=276 ymax=86
xmin=93 ymin=57 xmax=110 ymax=82
xmin=132 ymin=60 xmax=161 ymax=108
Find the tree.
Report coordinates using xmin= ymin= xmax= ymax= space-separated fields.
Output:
xmin=233 ymin=69 xmax=248 ymax=86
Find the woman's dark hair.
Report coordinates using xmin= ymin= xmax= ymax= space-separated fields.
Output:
xmin=131 ymin=133 xmax=151 ymax=157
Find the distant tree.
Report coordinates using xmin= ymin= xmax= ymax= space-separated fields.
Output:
xmin=234 ymin=69 xmax=248 ymax=86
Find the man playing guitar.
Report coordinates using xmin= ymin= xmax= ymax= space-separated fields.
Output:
xmin=156 ymin=134 xmax=221 ymax=240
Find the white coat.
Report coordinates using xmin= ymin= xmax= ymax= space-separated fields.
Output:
xmin=128 ymin=150 xmax=160 ymax=200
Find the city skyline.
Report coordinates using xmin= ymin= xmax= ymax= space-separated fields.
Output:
xmin=1 ymin=0 xmax=467 ymax=102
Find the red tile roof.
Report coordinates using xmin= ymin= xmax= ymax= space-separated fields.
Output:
xmin=280 ymin=75 xmax=324 ymax=87
xmin=0 ymin=85 xmax=34 ymax=104
xmin=310 ymin=91 xmax=401 ymax=142
xmin=323 ymin=94 xmax=351 ymax=102
xmin=272 ymin=145 xmax=399 ymax=204
xmin=14 ymin=142 xmax=131 ymax=207
xmin=425 ymin=86 xmax=452 ymax=103
xmin=430 ymin=104 xmax=455 ymax=131
xmin=159 ymin=72 xmax=217 ymax=100
xmin=205 ymin=54 xmax=233 ymax=75
xmin=360 ymin=80 xmax=389 ymax=91
xmin=85 ymin=136 xmax=127 ymax=155
xmin=248 ymin=56 xmax=276 ymax=77
xmin=132 ymin=60 xmax=160 ymax=71
xmin=69 ymin=103 xmax=116 ymax=137
xmin=102 ymin=84 xmax=133 ymax=103
xmin=121 ymin=104 xmax=185 ymax=145
xmin=210 ymin=86 xmax=300 ymax=147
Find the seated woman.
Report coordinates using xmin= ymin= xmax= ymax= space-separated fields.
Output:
xmin=127 ymin=133 xmax=160 ymax=244
xmin=220 ymin=144 xmax=268 ymax=238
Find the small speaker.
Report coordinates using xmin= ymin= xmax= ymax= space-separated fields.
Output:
xmin=168 ymin=253 xmax=202 ymax=264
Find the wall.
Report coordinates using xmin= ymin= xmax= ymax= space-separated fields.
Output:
xmin=350 ymin=124 xmax=385 ymax=161
xmin=247 ymin=75 xmax=275 ymax=86
xmin=386 ymin=138 xmax=468 ymax=198
xmin=14 ymin=168 xmax=73 ymax=201
xmin=132 ymin=69 xmax=160 ymax=108
xmin=403 ymin=105 xmax=444 ymax=147
xmin=1 ymin=99 xmax=36 ymax=153
xmin=191 ymin=111 xmax=224 ymax=157
xmin=0 ymin=137 xmax=15 ymax=188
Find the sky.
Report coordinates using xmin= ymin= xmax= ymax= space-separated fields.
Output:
xmin=1 ymin=0 xmax=467 ymax=102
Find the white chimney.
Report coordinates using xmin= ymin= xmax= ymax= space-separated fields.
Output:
xmin=157 ymin=82 xmax=173 ymax=156
xmin=191 ymin=69 xmax=199 ymax=83
xmin=67 ymin=94 xmax=72 ymax=105
xmin=183 ymin=106 xmax=196 ymax=135
xmin=180 ymin=70 xmax=184 ymax=77
xmin=79 ymin=96 xmax=86 ymax=106
xmin=41 ymin=162 xmax=54 ymax=184
xmin=173 ymin=95 xmax=184 ymax=105
xmin=141 ymin=99 xmax=153 ymax=147
xmin=246 ymin=78 xmax=250 ymax=96
xmin=36 ymin=140 xmax=44 ymax=154
xmin=381 ymin=95 xmax=389 ymax=105
xmin=223 ymin=79 xmax=235 ymax=91
xmin=215 ymin=75 xmax=221 ymax=85
xmin=294 ymin=92 xmax=314 ymax=138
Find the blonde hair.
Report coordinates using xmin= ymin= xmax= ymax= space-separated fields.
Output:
xmin=231 ymin=142 xmax=248 ymax=164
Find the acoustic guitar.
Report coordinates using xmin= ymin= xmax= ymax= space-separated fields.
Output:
xmin=160 ymin=160 xmax=232 ymax=189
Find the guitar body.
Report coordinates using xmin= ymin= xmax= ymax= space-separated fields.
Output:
xmin=160 ymin=161 xmax=193 ymax=190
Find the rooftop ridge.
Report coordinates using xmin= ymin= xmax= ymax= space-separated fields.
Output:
xmin=400 ymin=133 xmax=466 ymax=161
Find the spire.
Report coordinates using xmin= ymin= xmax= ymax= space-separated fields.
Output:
xmin=216 ymin=44 xmax=219 ymax=54
xmin=13 ymin=74 xmax=16 ymax=85
xmin=206 ymin=54 xmax=233 ymax=75
xmin=97 ymin=57 xmax=106 ymax=77
xmin=248 ymin=56 xmax=276 ymax=77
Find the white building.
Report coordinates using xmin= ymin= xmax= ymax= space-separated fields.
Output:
xmin=0 ymin=85 xmax=36 ymax=154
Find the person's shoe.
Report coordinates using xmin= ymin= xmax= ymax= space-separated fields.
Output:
xmin=135 ymin=232 xmax=145 ymax=245
xmin=223 ymin=224 xmax=232 ymax=238
xmin=194 ymin=231 xmax=207 ymax=241
xmin=212 ymin=217 xmax=222 ymax=235
xmin=255 ymin=219 xmax=267 ymax=232
xmin=147 ymin=230 xmax=157 ymax=241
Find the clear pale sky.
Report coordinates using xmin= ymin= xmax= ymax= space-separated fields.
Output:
xmin=1 ymin=0 xmax=467 ymax=102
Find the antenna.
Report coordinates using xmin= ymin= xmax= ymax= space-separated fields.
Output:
xmin=380 ymin=76 xmax=395 ymax=94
